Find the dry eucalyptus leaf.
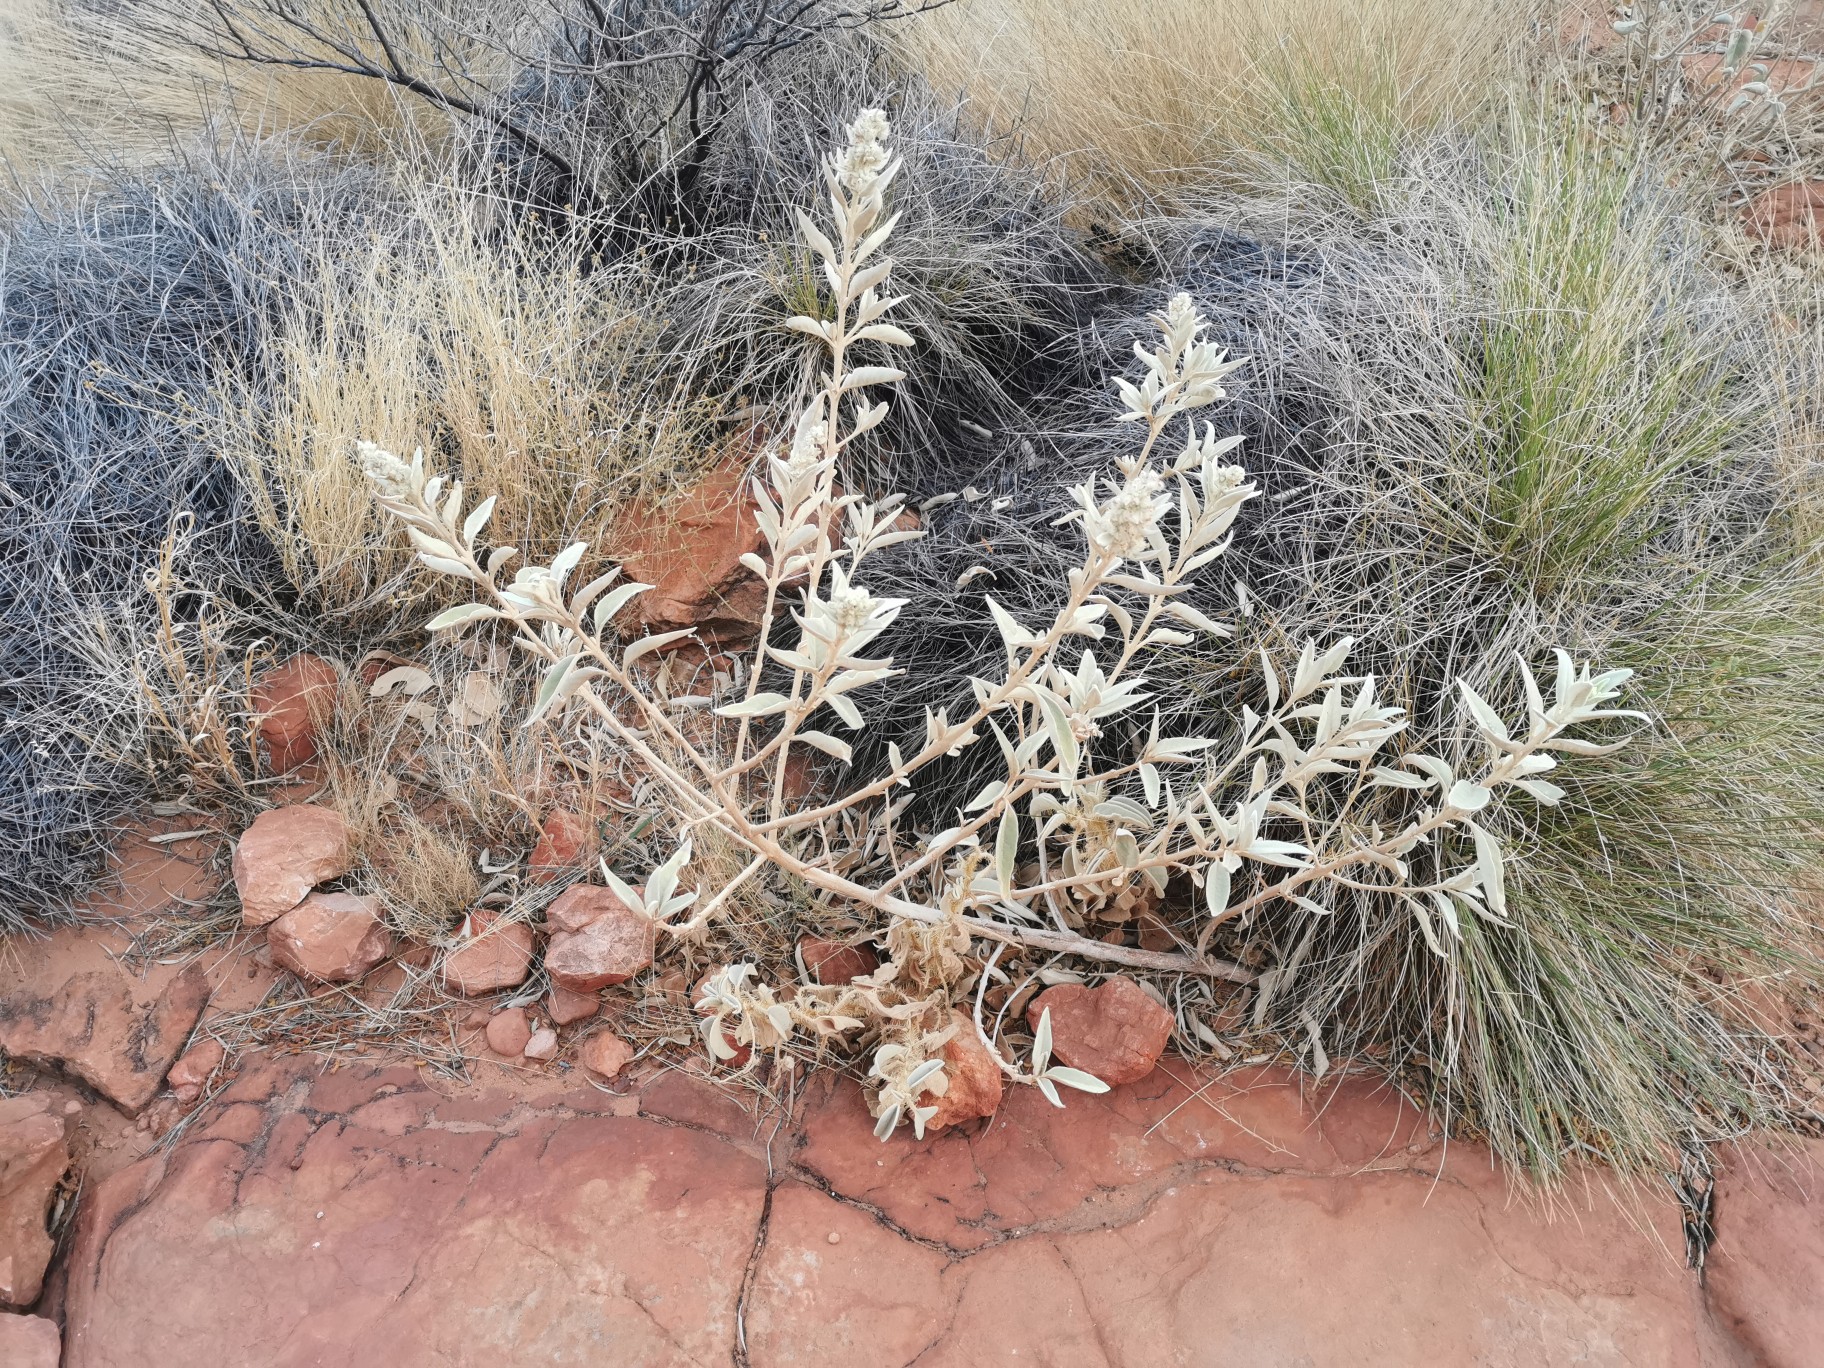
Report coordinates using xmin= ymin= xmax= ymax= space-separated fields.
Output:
xmin=449 ymin=671 xmax=504 ymax=726
xmin=370 ymin=665 xmax=434 ymax=698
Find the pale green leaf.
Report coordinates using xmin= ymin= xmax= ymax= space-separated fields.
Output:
xmin=1467 ymin=820 xmax=1508 ymax=921
xmin=1033 ymin=1005 xmax=1054 ymax=1074
xmin=592 ymin=581 xmax=653 ymax=632
xmin=1043 ymin=1066 xmax=1110 ymax=1095
xmin=1514 ymin=778 xmax=1565 ymax=805
xmin=826 ymin=693 xmax=864 ymax=730
xmin=795 ymin=730 xmax=853 ymax=763
xmin=995 ymin=804 xmax=1019 ymax=896
xmin=462 ymin=495 xmax=497 ymax=547
xmin=1457 ymin=680 xmax=1510 ymax=742
xmin=714 ymin=692 xmax=791 ymax=719
xmin=524 ymin=654 xmax=577 ymax=727
xmin=1204 ymin=863 xmax=1231 ymax=919
xmin=1446 ymin=779 xmax=1492 ymax=812
xmin=623 ymin=629 xmax=695 ymax=669
xmin=964 ymin=780 xmax=1007 ymax=814
xmin=425 ymin=603 xmax=497 ymax=632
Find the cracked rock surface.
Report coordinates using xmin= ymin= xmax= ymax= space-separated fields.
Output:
xmin=0 ymin=966 xmax=208 ymax=1115
xmin=49 ymin=1050 xmax=1818 ymax=1366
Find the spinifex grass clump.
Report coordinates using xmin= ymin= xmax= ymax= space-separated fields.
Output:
xmin=0 ymin=139 xmax=382 ymax=917
xmin=1128 ymin=120 xmax=1824 ymax=1179
xmin=361 ymin=111 xmax=1635 ymax=1136
xmin=910 ymin=0 xmax=1527 ymax=214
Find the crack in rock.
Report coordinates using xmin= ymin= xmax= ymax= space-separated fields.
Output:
xmin=49 ymin=1056 xmax=1786 ymax=1368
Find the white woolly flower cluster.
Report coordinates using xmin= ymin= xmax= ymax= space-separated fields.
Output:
xmin=782 ymin=401 xmax=830 ymax=480
xmin=838 ymin=108 xmax=892 ymax=193
xmin=355 ymin=438 xmax=414 ymax=499
xmin=1085 ymin=466 xmax=1169 ymax=560
xmin=499 ymin=564 xmax=563 ymax=615
xmin=800 ymin=562 xmax=903 ymax=663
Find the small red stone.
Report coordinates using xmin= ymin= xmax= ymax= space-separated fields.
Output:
xmin=546 ymin=984 xmax=601 ymax=1026
xmin=528 ymin=810 xmax=594 ymax=886
xmin=798 ymin=936 xmax=879 ymax=985
xmin=543 ymin=888 xmax=653 ymax=992
xmin=443 ymin=912 xmax=534 ymax=996
xmin=578 ymin=1032 xmax=635 ymax=1081
xmin=485 ymin=1008 xmax=532 ymax=1057
xmin=927 ymin=1010 xmax=1004 ymax=1130
xmin=232 ymin=805 xmax=353 ymax=927
xmin=167 ymin=1038 xmax=226 ymax=1104
xmin=1026 ymin=977 xmax=1174 ymax=1087
xmin=544 ymin=883 xmax=629 ymax=935
xmin=267 ymin=892 xmax=392 ymax=985
xmin=1744 ymin=179 xmax=1824 ymax=252
xmin=250 ymin=654 xmax=339 ymax=772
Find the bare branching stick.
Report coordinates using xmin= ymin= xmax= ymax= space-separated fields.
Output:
xmin=173 ymin=1 xmax=956 ymax=216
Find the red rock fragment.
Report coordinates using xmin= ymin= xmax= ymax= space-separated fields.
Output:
xmin=544 ymin=883 xmax=629 ymax=935
xmin=0 ymin=1097 xmax=68 ymax=1308
xmin=545 ymin=985 xmax=600 ymax=1026
xmin=0 ymin=966 xmax=209 ymax=1114
xmin=544 ymin=889 xmax=654 ymax=992
xmin=1684 ymin=52 xmax=1815 ymax=101
xmin=442 ymin=912 xmax=533 ymax=996
xmin=798 ymin=936 xmax=879 ymax=986
xmin=166 ymin=1038 xmax=226 ymax=1105
xmin=613 ymin=454 xmax=769 ymax=648
xmin=926 ymin=1010 xmax=1004 ymax=1131
xmin=1745 ymin=180 xmax=1824 ymax=252
xmin=1026 ymin=977 xmax=1173 ymax=1087
xmin=485 ymin=1008 xmax=532 ymax=1057
xmin=268 ymin=892 xmax=392 ymax=984
xmin=610 ymin=454 xmax=923 ymax=653
xmin=528 ymin=810 xmax=594 ymax=886
xmin=232 ymin=805 xmax=353 ymax=926
xmin=0 ymin=1312 xmax=59 ymax=1368
xmin=250 ymin=653 xmax=339 ymax=772
xmin=578 ymin=1032 xmax=635 ymax=1081
xmin=781 ymin=750 xmax=820 ymax=806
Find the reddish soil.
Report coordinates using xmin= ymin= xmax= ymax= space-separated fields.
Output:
xmin=2 ymin=826 xmax=1821 ymax=1364
xmin=34 ymin=1054 xmax=1820 ymax=1367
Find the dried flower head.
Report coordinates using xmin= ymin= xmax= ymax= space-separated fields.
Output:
xmin=356 ymin=439 xmax=414 ymax=498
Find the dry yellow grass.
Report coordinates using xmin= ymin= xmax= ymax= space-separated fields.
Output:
xmin=0 ymin=0 xmax=489 ymax=171
xmin=219 ymin=177 xmax=725 ymax=625
xmin=908 ymin=0 xmax=1534 ymax=209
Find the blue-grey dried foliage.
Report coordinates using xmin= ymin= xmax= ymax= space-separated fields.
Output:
xmin=0 ymin=141 xmax=382 ymax=916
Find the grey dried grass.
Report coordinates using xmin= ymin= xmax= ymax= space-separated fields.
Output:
xmin=0 ymin=135 xmax=386 ymax=918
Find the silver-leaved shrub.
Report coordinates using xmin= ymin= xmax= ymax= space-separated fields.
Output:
xmin=359 ymin=110 xmax=1638 ymax=1137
